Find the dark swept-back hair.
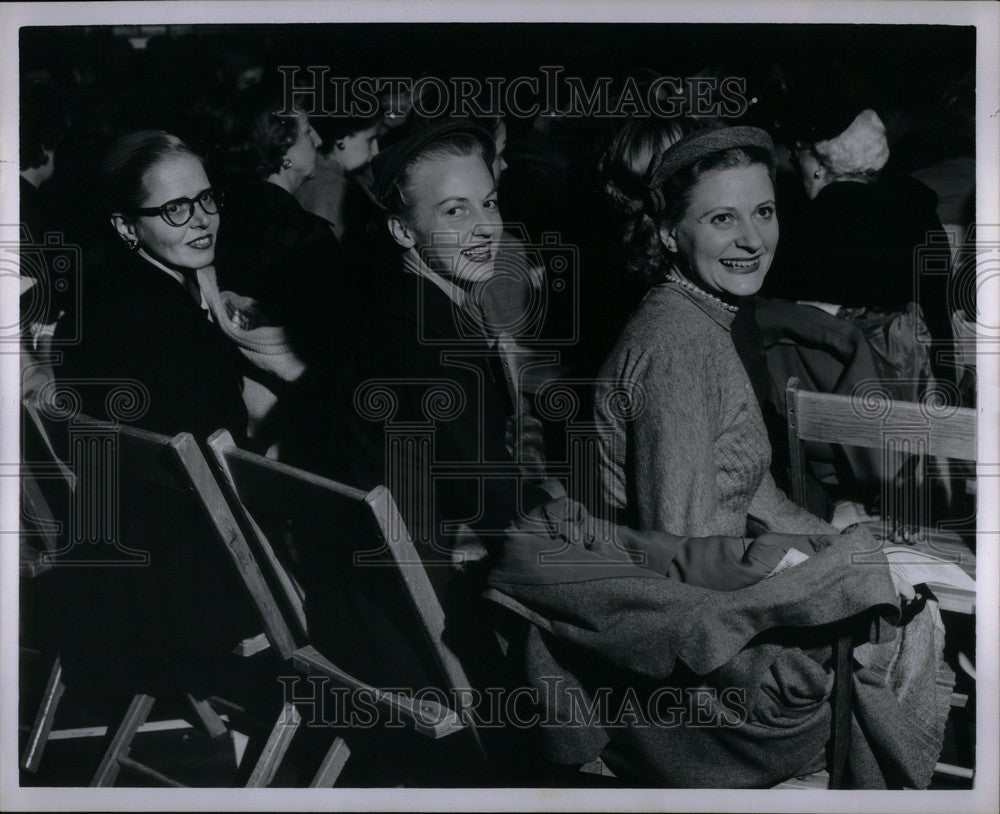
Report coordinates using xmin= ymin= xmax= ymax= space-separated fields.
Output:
xmin=625 ymin=145 xmax=776 ymax=287
xmin=214 ymin=83 xmax=303 ymax=184
xmin=99 ymin=129 xmax=201 ymax=215
xmin=382 ymin=131 xmax=491 ymax=222
xmin=312 ymin=84 xmax=383 ymax=155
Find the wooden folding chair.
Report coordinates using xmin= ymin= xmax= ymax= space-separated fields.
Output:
xmin=782 ymin=376 xmax=977 ymax=787
xmin=785 ymin=376 xmax=977 ymax=612
xmin=207 ymin=429 xmax=490 ymax=786
xmin=19 ymin=397 xmax=77 ymax=774
xmin=19 ymin=396 xmax=75 ymax=577
xmin=21 ymin=413 xmax=343 ymax=787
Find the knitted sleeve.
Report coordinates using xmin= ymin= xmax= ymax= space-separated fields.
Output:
xmin=629 ymin=340 xmax=724 ymax=537
xmin=748 ymin=470 xmax=838 ymax=535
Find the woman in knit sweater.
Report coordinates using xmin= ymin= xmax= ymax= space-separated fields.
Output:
xmin=594 ymin=125 xmax=834 ymax=538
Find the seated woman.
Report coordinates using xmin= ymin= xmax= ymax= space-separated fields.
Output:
xmin=293 ymin=120 xmax=523 ymax=690
xmin=594 ymin=125 xmax=834 ymax=537
xmin=294 ymin=98 xmax=381 ymax=246
xmin=56 ymin=129 xmax=247 ymax=442
xmin=598 ymin=118 xmax=885 ymax=524
xmin=51 ymin=130 xmax=253 ymax=695
xmin=770 ymin=107 xmax=954 ymax=389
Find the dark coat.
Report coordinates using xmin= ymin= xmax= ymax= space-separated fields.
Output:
xmin=287 ymin=264 xmax=519 ymax=696
xmin=56 ymin=238 xmax=248 ymax=442
xmin=765 ymin=175 xmax=953 ymax=346
xmin=296 ymin=265 xmax=516 ymax=546
xmin=51 ymin=238 xmax=253 ymax=697
xmin=213 ymin=179 xmax=358 ymax=371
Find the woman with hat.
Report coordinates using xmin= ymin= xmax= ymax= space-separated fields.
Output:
xmin=593 ymin=124 xmax=835 ymax=538
xmin=771 ymin=108 xmax=954 ymax=386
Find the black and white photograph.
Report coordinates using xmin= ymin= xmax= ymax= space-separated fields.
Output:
xmin=1 ymin=2 xmax=998 ymax=811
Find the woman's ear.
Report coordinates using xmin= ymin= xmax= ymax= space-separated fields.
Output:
xmin=387 ymin=216 xmax=415 ymax=249
xmin=111 ymin=214 xmax=137 ymax=245
xmin=658 ymin=224 xmax=678 ymax=254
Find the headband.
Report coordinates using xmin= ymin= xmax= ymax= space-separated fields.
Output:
xmin=644 ymin=126 xmax=775 ymax=214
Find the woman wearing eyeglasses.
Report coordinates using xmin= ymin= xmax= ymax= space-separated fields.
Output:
xmin=55 ymin=129 xmax=248 ymax=442
xmin=51 ymin=132 xmax=257 ymax=701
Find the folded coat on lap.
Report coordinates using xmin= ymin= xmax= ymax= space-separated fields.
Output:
xmin=486 ymin=498 xmax=953 ymax=788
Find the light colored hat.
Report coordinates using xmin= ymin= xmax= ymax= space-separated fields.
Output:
xmin=814 ymin=109 xmax=889 ymax=175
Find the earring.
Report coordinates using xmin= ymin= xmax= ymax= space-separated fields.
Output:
xmin=336 ymin=140 xmax=345 ymax=151
xmin=665 ymin=239 xmax=677 ymax=252
xmin=281 ymin=157 xmax=292 ymax=170
xmin=122 ymin=234 xmax=139 ymax=251
xmin=813 ymin=169 xmax=823 ymax=179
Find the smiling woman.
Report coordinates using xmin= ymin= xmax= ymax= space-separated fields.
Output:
xmin=55 ymin=130 xmax=248 ymax=442
xmin=593 ymin=125 xmax=834 ymax=538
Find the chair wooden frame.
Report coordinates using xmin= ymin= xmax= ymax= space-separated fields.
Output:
xmin=21 ymin=413 xmax=348 ymax=787
xmin=19 ymin=398 xmax=76 ymax=773
xmin=783 ymin=376 xmax=977 ymax=787
xmin=206 ymin=429 xmax=489 ymax=783
xmin=785 ymin=376 xmax=977 ymax=614
xmin=89 ymin=421 xmax=308 ymax=787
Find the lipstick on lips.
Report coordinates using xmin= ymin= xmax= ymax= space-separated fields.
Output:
xmin=719 ymin=254 xmax=763 ymax=273
xmin=460 ymin=242 xmax=494 ymax=263
xmin=187 ymin=234 xmax=214 ymax=250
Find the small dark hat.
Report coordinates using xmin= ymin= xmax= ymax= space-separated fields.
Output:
xmin=369 ymin=118 xmax=496 ymax=210
xmin=644 ymin=125 xmax=775 ymax=213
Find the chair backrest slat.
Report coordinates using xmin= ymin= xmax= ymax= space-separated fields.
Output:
xmin=205 ymin=431 xmax=487 ymax=763
xmin=112 ymin=422 xmax=299 ymax=660
xmin=206 ymin=431 xmax=311 ymax=645
xmin=788 ymin=384 xmax=977 ymax=461
xmin=785 ymin=377 xmax=977 ymax=508
xmin=364 ymin=486 xmax=477 ymax=703
xmin=21 ymin=400 xmax=77 ymax=574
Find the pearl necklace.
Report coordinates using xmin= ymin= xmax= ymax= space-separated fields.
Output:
xmin=665 ymin=270 xmax=740 ymax=313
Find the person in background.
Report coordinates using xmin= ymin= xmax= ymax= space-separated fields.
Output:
xmin=211 ymin=83 xmax=340 ymax=359
xmin=210 ymin=84 xmax=362 ymax=451
xmin=770 ymin=107 xmax=955 ymax=386
xmin=296 ymin=100 xmax=381 ymax=241
xmin=20 ymin=79 xmax=68 ymax=397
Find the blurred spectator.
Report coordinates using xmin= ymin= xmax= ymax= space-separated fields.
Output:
xmin=296 ymin=93 xmax=382 ymax=244
xmin=769 ymin=107 xmax=955 ymax=385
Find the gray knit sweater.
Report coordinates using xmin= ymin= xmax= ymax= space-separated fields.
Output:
xmin=594 ymin=280 xmax=835 ymax=538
